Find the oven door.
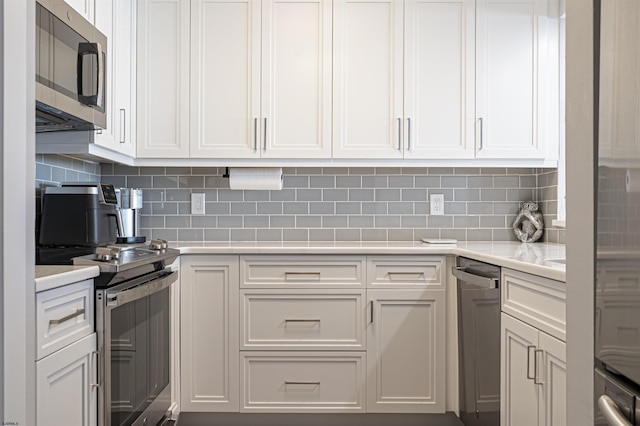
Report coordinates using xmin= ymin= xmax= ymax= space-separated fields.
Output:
xmin=96 ymin=269 xmax=177 ymax=426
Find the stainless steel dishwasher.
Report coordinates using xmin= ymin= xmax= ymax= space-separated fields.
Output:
xmin=453 ymin=257 xmax=501 ymax=426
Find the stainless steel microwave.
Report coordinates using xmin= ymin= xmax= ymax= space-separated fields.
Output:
xmin=36 ymin=0 xmax=107 ymax=132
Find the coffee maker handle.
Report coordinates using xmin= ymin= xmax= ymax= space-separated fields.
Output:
xmin=108 ymin=211 xmax=125 ymax=237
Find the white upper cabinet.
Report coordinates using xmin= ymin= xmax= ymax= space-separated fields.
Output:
xmin=333 ymin=0 xmax=404 ymax=159
xmin=404 ymin=0 xmax=475 ymax=159
xmin=475 ymin=0 xmax=558 ymax=160
xmin=137 ymin=0 xmax=190 ymax=158
xmin=94 ymin=0 xmax=136 ymax=157
xmin=333 ymin=0 xmax=475 ymax=160
xmin=190 ymin=0 xmax=261 ymax=158
xmin=261 ymin=0 xmax=332 ymax=158
xmin=170 ymin=0 xmax=332 ymax=159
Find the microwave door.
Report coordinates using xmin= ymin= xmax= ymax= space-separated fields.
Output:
xmin=77 ymin=41 xmax=105 ymax=112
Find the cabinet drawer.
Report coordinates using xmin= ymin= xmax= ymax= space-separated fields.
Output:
xmin=501 ymin=268 xmax=566 ymax=341
xmin=241 ymin=290 xmax=365 ymax=350
xmin=367 ymin=256 xmax=446 ymax=288
xmin=240 ymin=255 xmax=365 ymax=288
xmin=36 ymin=280 xmax=94 ymax=360
xmin=240 ymin=352 xmax=366 ymax=412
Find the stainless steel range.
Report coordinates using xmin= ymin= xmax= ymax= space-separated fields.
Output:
xmin=73 ymin=240 xmax=180 ymax=426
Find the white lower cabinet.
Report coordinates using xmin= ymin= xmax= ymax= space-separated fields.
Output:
xmin=501 ymin=313 xmax=566 ymax=426
xmin=180 ymin=255 xmax=240 ymax=412
xmin=366 ymin=289 xmax=446 ymax=413
xmin=36 ymin=279 xmax=97 ymax=426
xmin=241 ymin=352 xmax=366 ymax=412
xmin=500 ymin=268 xmax=566 ymax=426
xmin=37 ymin=333 xmax=97 ymax=426
xmin=180 ymin=254 xmax=447 ymax=415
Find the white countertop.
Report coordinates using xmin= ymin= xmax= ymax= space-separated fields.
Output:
xmin=35 ymin=265 xmax=100 ymax=293
xmin=176 ymin=241 xmax=566 ymax=282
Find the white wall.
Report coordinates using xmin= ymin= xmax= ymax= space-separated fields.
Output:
xmin=1 ymin=1 xmax=36 ymax=425
xmin=566 ymin=0 xmax=595 ymax=424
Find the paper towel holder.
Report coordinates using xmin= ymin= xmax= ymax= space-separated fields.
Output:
xmin=222 ymin=167 xmax=230 ymax=178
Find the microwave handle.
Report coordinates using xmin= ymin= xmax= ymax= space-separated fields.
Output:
xmin=77 ymin=42 xmax=104 ymax=109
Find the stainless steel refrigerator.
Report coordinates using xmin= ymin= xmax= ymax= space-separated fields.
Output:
xmin=595 ymin=0 xmax=640 ymax=424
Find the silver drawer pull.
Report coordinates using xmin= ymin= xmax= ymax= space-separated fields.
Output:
xmin=388 ymin=271 xmax=425 ymax=278
xmin=49 ymin=308 xmax=85 ymax=325
xmin=285 ymin=319 xmax=321 ymax=323
xmin=285 ymin=272 xmax=321 ymax=279
xmin=285 ymin=381 xmax=321 ymax=386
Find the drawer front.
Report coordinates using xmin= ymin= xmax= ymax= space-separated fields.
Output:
xmin=367 ymin=256 xmax=446 ymax=288
xmin=501 ymin=268 xmax=566 ymax=341
xmin=240 ymin=352 xmax=366 ymax=412
xmin=241 ymin=255 xmax=365 ymax=288
xmin=36 ymin=279 xmax=94 ymax=360
xmin=241 ymin=290 xmax=365 ymax=350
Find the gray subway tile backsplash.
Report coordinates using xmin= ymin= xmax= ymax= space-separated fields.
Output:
xmin=35 ymin=156 xmax=565 ymax=244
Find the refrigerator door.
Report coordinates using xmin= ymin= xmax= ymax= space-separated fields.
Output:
xmin=596 ymin=0 xmax=640 ymax=391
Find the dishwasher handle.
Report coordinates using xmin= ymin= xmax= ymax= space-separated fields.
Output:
xmin=452 ymin=266 xmax=499 ymax=289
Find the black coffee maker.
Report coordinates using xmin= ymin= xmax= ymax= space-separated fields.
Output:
xmin=37 ymin=183 xmax=123 ymax=264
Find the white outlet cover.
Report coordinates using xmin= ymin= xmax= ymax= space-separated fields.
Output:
xmin=430 ymin=194 xmax=445 ymax=215
xmin=191 ymin=193 xmax=205 ymax=215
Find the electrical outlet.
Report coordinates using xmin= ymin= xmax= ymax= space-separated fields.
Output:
xmin=191 ymin=193 xmax=205 ymax=215
xmin=430 ymin=194 xmax=445 ymax=216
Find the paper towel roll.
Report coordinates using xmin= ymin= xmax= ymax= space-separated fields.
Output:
xmin=228 ymin=167 xmax=283 ymax=191
xmin=626 ymin=168 xmax=640 ymax=192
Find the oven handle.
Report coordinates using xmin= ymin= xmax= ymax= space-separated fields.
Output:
xmin=105 ymin=270 xmax=178 ymax=307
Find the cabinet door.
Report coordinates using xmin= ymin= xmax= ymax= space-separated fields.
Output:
xmin=180 ymin=256 xmax=240 ymax=412
xmin=476 ymin=0 xmax=550 ymax=160
xmin=190 ymin=0 xmax=261 ymax=158
xmin=404 ymin=0 xmax=475 ymax=159
xmin=137 ymin=0 xmax=190 ymax=158
xmin=260 ymin=0 xmax=332 ymax=158
xmin=501 ymin=313 xmax=539 ymax=426
xmin=36 ymin=333 xmax=97 ymax=426
xmin=538 ymin=331 xmax=566 ymax=426
xmin=366 ymin=289 xmax=445 ymax=413
xmin=333 ymin=0 xmax=404 ymax=159
xmin=95 ymin=0 xmax=136 ymax=156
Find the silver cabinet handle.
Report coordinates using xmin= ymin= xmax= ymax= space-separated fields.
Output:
xmin=285 ymin=381 xmax=320 ymax=386
xmin=285 ymin=318 xmax=321 ymax=323
xmin=478 ymin=117 xmax=484 ymax=151
xmin=534 ymin=349 xmax=544 ymax=385
xmin=253 ymin=118 xmax=258 ymax=151
xmin=370 ymin=300 xmax=374 ymax=324
xmin=407 ymin=118 xmax=412 ymax=151
xmin=388 ymin=271 xmax=425 ymax=278
xmin=263 ymin=117 xmax=267 ymax=151
xmin=49 ymin=308 xmax=85 ymax=325
xmin=119 ymin=108 xmax=126 ymax=143
xmin=526 ymin=345 xmax=536 ymax=380
xmin=598 ymin=395 xmax=633 ymax=426
xmin=284 ymin=272 xmax=321 ymax=280
xmin=90 ymin=350 xmax=100 ymax=388
xmin=397 ymin=118 xmax=402 ymax=151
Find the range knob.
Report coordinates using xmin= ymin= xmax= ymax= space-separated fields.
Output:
xmin=149 ymin=239 xmax=168 ymax=250
xmin=95 ymin=247 xmax=112 ymax=262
